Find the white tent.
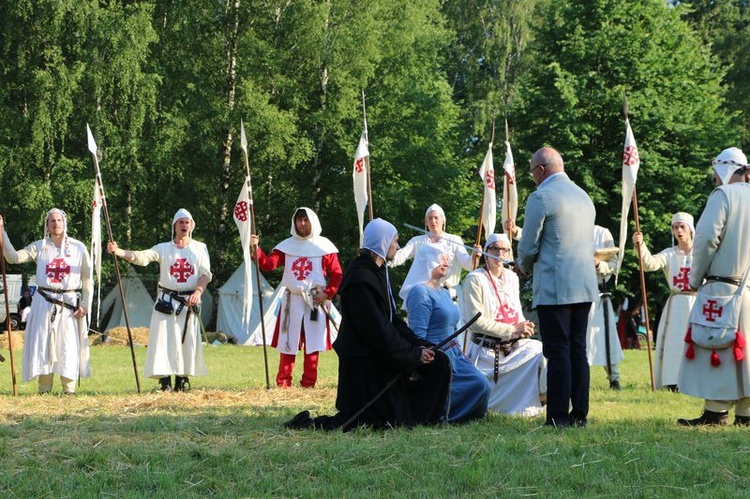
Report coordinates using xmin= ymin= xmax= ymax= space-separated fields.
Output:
xmin=217 ymin=261 xmax=341 ymax=346
xmin=100 ymin=268 xmax=155 ymax=331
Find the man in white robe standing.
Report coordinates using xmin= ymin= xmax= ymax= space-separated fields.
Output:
xmin=1 ymin=209 xmax=92 ymax=394
xmin=252 ymin=207 xmax=342 ymax=388
xmin=108 ymin=208 xmax=211 ymax=392
xmin=678 ymin=147 xmax=750 ymax=426
xmin=588 ymin=225 xmax=624 ymax=390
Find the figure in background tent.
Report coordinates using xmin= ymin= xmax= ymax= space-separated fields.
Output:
xmin=587 ymin=225 xmax=625 ymax=390
xmin=0 ymin=210 xmax=92 ymax=394
xmin=108 ymin=208 xmax=211 ymax=392
xmin=251 ymin=207 xmax=342 ymax=388
xmin=18 ymin=289 xmax=33 ymax=328
xmin=390 ymin=204 xmax=480 ymax=345
xmin=632 ymin=212 xmax=695 ymax=391
xmin=516 ymin=147 xmax=598 ymax=428
xmin=283 ymin=218 xmax=451 ymax=430
xmin=678 ymin=147 xmax=750 ymax=426
xmin=404 ymin=247 xmax=489 ymax=423
xmin=617 ymin=295 xmax=644 ymax=350
xmin=462 ymin=233 xmax=547 ymax=417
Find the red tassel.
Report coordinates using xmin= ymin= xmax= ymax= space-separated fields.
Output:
xmin=711 ymin=349 xmax=721 ymax=367
xmin=735 ymin=332 xmax=746 ymax=362
xmin=685 ymin=343 xmax=695 ymax=359
xmin=684 ymin=326 xmax=693 ymax=343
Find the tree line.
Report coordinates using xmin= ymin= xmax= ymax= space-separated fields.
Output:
xmin=0 ymin=0 xmax=747 ymax=319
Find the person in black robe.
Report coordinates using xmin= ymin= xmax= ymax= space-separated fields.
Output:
xmin=284 ymin=218 xmax=451 ymax=431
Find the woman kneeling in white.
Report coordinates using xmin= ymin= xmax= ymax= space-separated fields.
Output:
xmin=462 ymin=233 xmax=546 ymax=416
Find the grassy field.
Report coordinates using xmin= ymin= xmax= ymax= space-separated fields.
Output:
xmin=0 ymin=343 xmax=747 ymax=497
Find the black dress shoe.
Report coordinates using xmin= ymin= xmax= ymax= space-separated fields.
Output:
xmin=734 ymin=415 xmax=750 ymax=426
xmin=544 ymin=417 xmax=571 ymax=428
xmin=283 ymin=410 xmax=313 ymax=429
xmin=677 ymin=410 xmax=728 ymax=426
xmin=159 ymin=376 xmax=172 ymax=392
xmin=609 ymin=380 xmax=621 ymax=391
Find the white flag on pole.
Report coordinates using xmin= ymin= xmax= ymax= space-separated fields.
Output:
xmin=90 ymin=180 xmax=102 ymax=327
xmin=233 ymin=178 xmax=253 ymax=334
xmin=478 ymin=143 xmax=496 ymax=240
xmin=616 ymin=118 xmax=641 ymax=279
xmin=500 ymin=140 xmax=517 ymax=238
xmin=352 ymin=130 xmax=369 ymax=246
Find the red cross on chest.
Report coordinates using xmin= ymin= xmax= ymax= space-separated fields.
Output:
xmin=170 ymin=258 xmax=195 ymax=283
xmin=672 ymin=267 xmax=690 ymax=291
xmin=291 ymin=257 xmax=313 ymax=281
xmin=46 ymin=257 xmax=70 ymax=283
xmin=702 ymin=299 xmax=723 ymax=322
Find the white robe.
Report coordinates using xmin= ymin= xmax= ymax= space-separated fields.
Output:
xmin=640 ymin=244 xmax=695 ymax=388
xmin=680 ymin=183 xmax=750 ymax=401
xmin=1 ymin=232 xmax=92 ymax=383
xmin=461 ymin=267 xmax=546 ymax=416
xmin=587 ymin=226 xmax=624 ymax=369
xmin=131 ymin=240 xmax=211 ymax=378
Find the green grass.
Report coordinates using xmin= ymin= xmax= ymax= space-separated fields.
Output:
xmin=0 ymin=345 xmax=748 ymax=497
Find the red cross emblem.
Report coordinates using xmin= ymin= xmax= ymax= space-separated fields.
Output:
xmin=170 ymin=258 xmax=195 ymax=283
xmin=484 ymin=168 xmax=495 ymax=190
xmin=623 ymin=145 xmax=640 ymax=166
xmin=702 ymin=299 xmax=723 ymax=322
xmin=291 ymin=257 xmax=312 ymax=281
xmin=233 ymin=200 xmax=249 ymax=222
xmin=354 ymin=157 xmax=365 ymax=173
xmin=494 ymin=302 xmax=519 ymax=324
xmin=46 ymin=258 xmax=70 ymax=283
xmin=672 ymin=267 xmax=690 ymax=291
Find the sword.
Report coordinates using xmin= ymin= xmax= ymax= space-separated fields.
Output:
xmin=402 ymin=223 xmax=513 ymax=267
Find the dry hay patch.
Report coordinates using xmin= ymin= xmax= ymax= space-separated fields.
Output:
xmin=102 ymin=327 xmax=150 ymax=346
xmin=0 ymin=330 xmax=24 ymax=350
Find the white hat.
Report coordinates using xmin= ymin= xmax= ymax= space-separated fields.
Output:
xmin=712 ymin=147 xmax=748 ymax=185
xmin=671 ymin=212 xmax=694 ymax=235
xmin=171 ymin=208 xmax=195 ymax=239
xmin=289 ymin=207 xmax=322 ymax=239
xmin=42 ymin=208 xmax=70 ymax=256
xmin=424 ymin=204 xmax=446 ymax=230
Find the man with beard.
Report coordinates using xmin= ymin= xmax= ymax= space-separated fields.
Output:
xmin=284 ymin=218 xmax=451 ymax=430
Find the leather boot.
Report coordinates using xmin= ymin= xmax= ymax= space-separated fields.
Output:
xmin=174 ymin=376 xmax=190 ymax=392
xmin=677 ymin=410 xmax=728 ymax=426
xmin=734 ymin=415 xmax=750 ymax=426
xmin=159 ymin=376 xmax=172 ymax=392
xmin=609 ymin=380 xmax=621 ymax=391
xmin=283 ymin=410 xmax=313 ymax=429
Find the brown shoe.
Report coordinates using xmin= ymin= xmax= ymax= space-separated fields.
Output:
xmin=734 ymin=415 xmax=750 ymax=426
xmin=677 ymin=410 xmax=728 ymax=426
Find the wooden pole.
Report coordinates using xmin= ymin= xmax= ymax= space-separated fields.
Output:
xmin=632 ymin=187 xmax=656 ymax=390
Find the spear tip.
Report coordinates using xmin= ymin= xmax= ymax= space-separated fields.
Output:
xmin=240 ymin=120 xmax=248 ymax=153
xmin=86 ymin=123 xmax=98 ymax=156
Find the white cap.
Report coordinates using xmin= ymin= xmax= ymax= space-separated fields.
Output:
xmin=712 ymin=147 xmax=748 ymax=185
xmin=671 ymin=212 xmax=694 ymax=235
xmin=424 ymin=204 xmax=446 ymax=230
xmin=363 ymin=218 xmax=398 ymax=259
xmin=172 ymin=208 xmax=195 ymax=239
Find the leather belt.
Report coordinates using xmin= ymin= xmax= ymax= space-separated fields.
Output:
xmin=705 ymin=275 xmax=742 ymax=286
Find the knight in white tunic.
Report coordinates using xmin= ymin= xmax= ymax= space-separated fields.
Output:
xmin=678 ymin=147 xmax=750 ymax=426
xmin=587 ymin=225 xmax=625 ymax=390
xmin=108 ymin=209 xmax=211 ymax=392
xmin=252 ymin=207 xmax=342 ymax=388
xmin=1 ymin=209 xmax=92 ymax=394
xmin=461 ymin=233 xmax=546 ymax=416
xmin=632 ymin=212 xmax=695 ymax=390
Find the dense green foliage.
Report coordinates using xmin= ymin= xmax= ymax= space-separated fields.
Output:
xmin=0 ymin=0 xmax=745 ymax=316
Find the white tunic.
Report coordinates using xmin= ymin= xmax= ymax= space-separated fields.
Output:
xmin=640 ymin=243 xmax=695 ymax=388
xmin=131 ymin=240 xmax=211 ymax=378
xmin=2 ymin=233 xmax=92 ymax=382
xmin=461 ymin=267 xmax=546 ymax=416
xmin=680 ymin=183 xmax=750 ymax=400
xmin=587 ymin=226 xmax=624 ymax=367
xmin=276 ymin=254 xmax=332 ymax=355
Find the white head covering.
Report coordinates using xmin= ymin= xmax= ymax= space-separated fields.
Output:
xmin=289 ymin=207 xmax=322 ymax=239
xmin=171 ymin=208 xmax=195 ymax=240
xmin=424 ymin=204 xmax=446 ymax=231
xmin=274 ymin=207 xmax=338 ymax=257
xmin=712 ymin=147 xmax=748 ymax=185
xmin=43 ymin=208 xmax=69 ymax=255
xmin=484 ymin=232 xmax=513 ymax=262
xmin=399 ymin=244 xmax=446 ymax=301
xmin=671 ymin=212 xmax=694 ymax=235
xmin=362 ymin=218 xmax=398 ymax=259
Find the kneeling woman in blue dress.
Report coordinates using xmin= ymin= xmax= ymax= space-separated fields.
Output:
xmin=404 ymin=245 xmax=490 ymax=423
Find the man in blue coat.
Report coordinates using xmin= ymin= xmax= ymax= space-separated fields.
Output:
xmin=517 ymin=147 xmax=598 ymax=427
